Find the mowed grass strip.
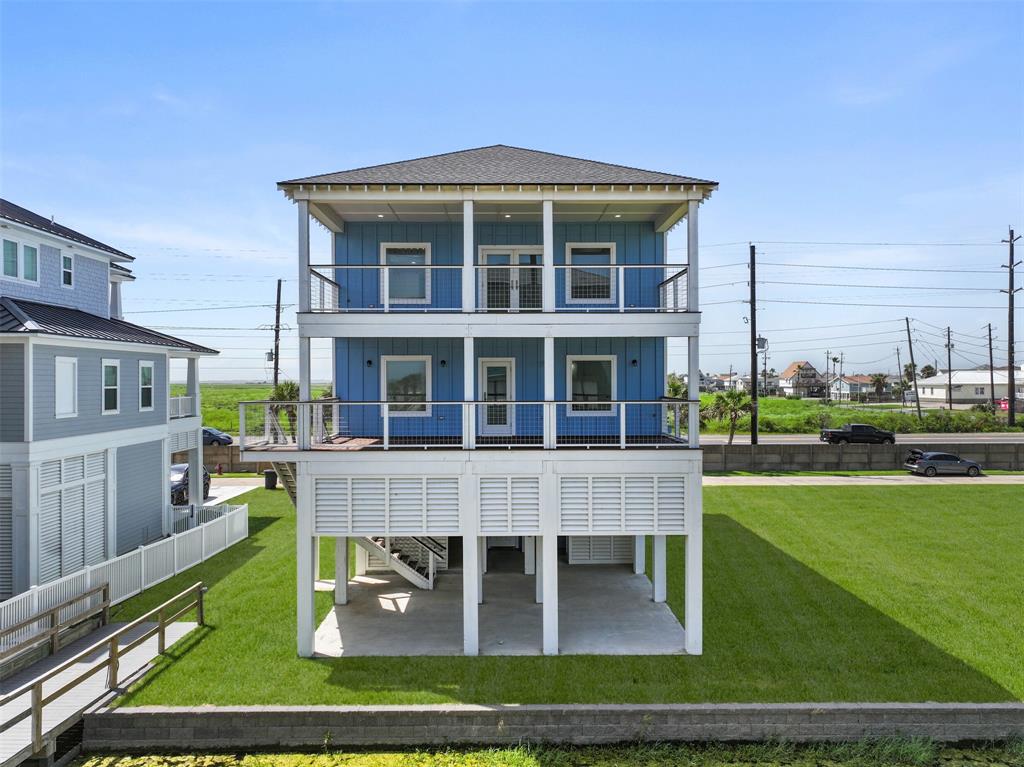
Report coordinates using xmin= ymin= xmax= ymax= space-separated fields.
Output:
xmin=114 ymin=486 xmax=1023 ymax=706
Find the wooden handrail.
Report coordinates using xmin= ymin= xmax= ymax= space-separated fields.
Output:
xmin=0 ymin=583 xmax=110 ymax=663
xmin=0 ymin=581 xmax=206 ymax=752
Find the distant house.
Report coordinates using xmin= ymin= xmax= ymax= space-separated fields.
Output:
xmin=916 ymin=368 xmax=1024 ymax=407
xmin=829 ymin=374 xmax=881 ymax=401
xmin=0 ymin=199 xmax=217 ymax=600
xmin=779 ymin=361 xmax=822 ymax=397
xmin=713 ymin=372 xmax=746 ymax=392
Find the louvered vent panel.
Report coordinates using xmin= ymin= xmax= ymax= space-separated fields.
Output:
xmin=61 ymin=485 xmax=86 ymax=573
xmin=567 ymin=536 xmax=591 ymax=562
xmin=624 ymin=476 xmax=656 ymax=531
xmin=388 ymin=478 xmax=424 ymax=534
xmin=479 ymin=477 xmax=509 ymax=533
xmin=568 ymin=535 xmax=634 ymax=564
xmin=0 ymin=466 xmax=12 ymax=600
xmin=350 ymin=478 xmax=386 ymax=534
xmin=0 ymin=465 xmax=12 ymax=494
xmin=85 ymin=452 xmax=106 ymax=478
xmin=40 ymin=460 xmax=62 ymax=489
xmin=314 ymin=478 xmax=350 ymax=534
xmin=591 ymin=477 xmax=623 ymax=532
xmin=62 ymin=456 xmax=84 ymax=484
xmin=83 ymin=480 xmax=107 ymax=566
xmin=38 ymin=492 xmax=62 ymax=584
xmin=612 ymin=535 xmax=635 ymax=560
xmin=656 ymin=476 xmax=686 ymax=531
xmin=509 ymin=477 xmax=541 ymax=533
xmin=425 ymin=478 xmax=459 ymax=533
xmin=558 ymin=477 xmax=589 ymax=533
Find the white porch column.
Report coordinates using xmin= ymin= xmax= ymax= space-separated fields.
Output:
xmin=296 ymin=467 xmax=316 ymax=657
xmin=652 ymin=535 xmax=667 ymax=603
xmin=685 ymin=498 xmax=703 ymax=654
xmin=686 ymin=201 xmax=700 ymax=448
xmin=109 ymin=280 xmax=123 ymax=319
xmin=187 ymin=445 xmax=203 ymax=510
xmin=462 ymin=200 xmax=475 ymax=312
xmin=633 ymin=535 xmax=646 ymax=575
xmin=355 ymin=545 xmax=368 ymax=576
xmin=11 ymin=463 xmax=33 ymax=592
xmin=461 ymin=471 xmax=480 ymax=655
xmin=464 ymin=336 xmax=475 ymax=449
xmin=543 ymin=336 xmax=555 ymax=449
xmin=541 ymin=533 xmax=558 ymax=654
xmin=477 ymin=537 xmax=485 ymax=604
xmin=534 ymin=536 xmax=543 ymax=603
xmin=334 ymin=536 xmax=348 ymax=605
xmin=524 ymin=535 xmax=536 ymax=575
xmin=299 ymin=336 xmax=311 ymax=449
xmin=298 ymin=199 xmax=310 ymax=314
xmin=542 ymin=199 xmax=554 ymax=312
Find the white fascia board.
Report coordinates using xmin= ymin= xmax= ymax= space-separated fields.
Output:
xmin=288 ymin=188 xmax=710 ymax=204
xmin=29 ymin=334 xmax=216 ymax=357
xmin=0 ymin=421 xmax=175 ymax=463
xmin=0 ymin=218 xmax=128 ymax=265
xmin=168 ymin=415 xmax=202 ymax=434
xmin=297 ymin=311 xmax=701 ymax=339
xmin=309 ymin=202 xmax=346 ymax=232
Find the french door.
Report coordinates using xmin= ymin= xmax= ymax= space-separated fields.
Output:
xmin=480 ymin=247 xmax=542 ymax=311
xmin=478 ymin=358 xmax=515 ymax=436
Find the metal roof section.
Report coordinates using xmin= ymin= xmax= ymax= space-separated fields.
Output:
xmin=0 ymin=198 xmax=135 ymax=261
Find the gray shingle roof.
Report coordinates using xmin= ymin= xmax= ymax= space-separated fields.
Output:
xmin=0 ymin=298 xmax=217 ymax=354
xmin=280 ymin=145 xmax=716 ymax=187
xmin=0 ymin=199 xmax=135 ymax=261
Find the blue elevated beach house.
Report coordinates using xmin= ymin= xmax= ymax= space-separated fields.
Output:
xmin=0 ymin=200 xmax=217 ymax=601
xmin=240 ymin=146 xmax=713 ymax=657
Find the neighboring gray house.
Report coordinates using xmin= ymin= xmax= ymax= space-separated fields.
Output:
xmin=0 ymin=199 xmax=217 ymax=600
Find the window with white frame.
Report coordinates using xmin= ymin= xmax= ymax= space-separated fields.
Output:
xmin=380 ymin=243 xmax=431 ymax=304
xmin=566 ymin=243 xmax=616 ymax=304
xmin=139 ymin=360 xmax=155 ymax=411
xmin=102 ymin=359 xmax=120 ymax=414
xmin=2 ymin=238 xmax=39 ymax=283
xmin=567 ymin=355 xmax=616 ymax=413
xmin=61 ymin=254 xmax=74 ymax=287
xmin=975 ymin=386 xmax=985 ymax=396
xmin=381 ymin=355 xmax=431 ymax=415
xmin=55 ymin=356 xmax=78 ymax=418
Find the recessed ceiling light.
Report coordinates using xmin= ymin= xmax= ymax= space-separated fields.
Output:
xmin=377 ymin=214 xmax=384 ymax=218
xmin=504 ymin=214 xmax=511 ymax=219
xmin=614 ymin=214 xmax=621 ymax=218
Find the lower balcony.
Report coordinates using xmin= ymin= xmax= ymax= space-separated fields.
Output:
xmin=238 ymin=399 xmax=697 ymax=452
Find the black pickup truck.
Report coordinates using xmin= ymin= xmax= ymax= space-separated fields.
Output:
xmin=819 ymin=423 xmax=896 ymax=445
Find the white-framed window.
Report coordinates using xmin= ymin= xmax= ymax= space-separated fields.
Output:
xmin=139 ymin=360 xmax=155 ymax=411
xmin=975 ymin=386 xmax=985 ymax=396
xmin=61 ymin=254 xmax=74 ymax=287
xmin=380 ymin=242 xmax=431 ymax=305
xmin=54 ymin=356 xmax=78 ymax=418
xmin=565 ymin=242 xmax=616 ymax=304
xmin=381 ymin=355 xmax=431 ymax=416
xmin=566 ymin=354 xmax=617 ymax=414
xmin=101 ymin=359 xmax=120 ymax=414
xmin=2 ymin=238 xmax=39 ymax=284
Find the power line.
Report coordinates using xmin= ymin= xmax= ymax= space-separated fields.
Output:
xmin=124 ymin=303 xmax=293 ymax=315
xmin=760 ymin=261 xmax=1002 ymax=274
xmin=760 ymin=299 xmax=1005 ymax=310
xmin=758 ymin=280 xmax=998 ymax=292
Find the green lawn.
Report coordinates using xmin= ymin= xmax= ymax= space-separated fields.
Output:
xmin=113 ymin=484 xmax=1024 ymax=706
xmin=72 ymin=741 xmax=1024 ymax=767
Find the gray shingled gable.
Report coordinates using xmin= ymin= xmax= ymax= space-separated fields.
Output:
xmin=0 ymin=198 xmax=135 ymax=260
xmin=0 ymin=298 xmax=217 ymax=354
xmin=280 ymin=145 xmax=716 ymax=187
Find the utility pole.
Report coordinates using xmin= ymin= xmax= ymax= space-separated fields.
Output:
xmin=272 ymin=278 xmax=283 ymax=388
xmin=905 ymin=317 xmax=923 ymax=419
xmin=749 ymin=243 xmax=758 ymax=445
xmin=823 ymin=350 xmax=830 ymax=403
xmin=945 ymin=327 xmax=954 ymax=410
xmin=839 ymin=352 xmax=845 ymax=402
xmin=896 ymin=346 xmax=905 ymax=406
xmin=987 ymin=323 xmax=996 ymax=410
xmin=1002 ymin=227 xmax=1021 ymax=426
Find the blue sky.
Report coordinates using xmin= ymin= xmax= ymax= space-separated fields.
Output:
xmin=2 ymin=1 xmax=1021 ymax=382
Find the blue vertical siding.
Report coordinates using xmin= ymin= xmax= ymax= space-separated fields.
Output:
xmin=333 ymin=221 xmax=664 ymax=311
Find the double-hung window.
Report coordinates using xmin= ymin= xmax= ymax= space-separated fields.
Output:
xmin=566 ymin=243 xmax=616 ymax=304
xmin=139 ymin=361 xmax=155 ymax=411
xmin=61 ymin=254 xmax=74 ymax=287
xmin=380 ymin=243 xmax=431 ymax=305
xmin=102 ymin=360 xmax=120 ymax=414
xmin=55 ymin=357 xmax=78 ymax=418
xmin=567 ymin=355 xmax=616 ymax=414
xmin=381 ymin=355 xmax=431 ymax=415
xmin=2 ymin=238 xmax=38 ymax=283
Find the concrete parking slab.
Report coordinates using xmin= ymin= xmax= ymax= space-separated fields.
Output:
xmin=207 ymin=477 xmax=262 ymax=504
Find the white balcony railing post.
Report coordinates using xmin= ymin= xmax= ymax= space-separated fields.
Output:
xmin=617 ymin=267 xmax=625 ymax=313
xmin=297 ymin=403 xmax=310 ymax=450
xmin=382 ymin=403 xmax=390 ymax=450
xmin=239 ymin=404 xmax=246 ymax=450
xmin=382 ymin=267 xmax=390 ymax=312
xmin=619 ymin=403 xmax=627 ymax=449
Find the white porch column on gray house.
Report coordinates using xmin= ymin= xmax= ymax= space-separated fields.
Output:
xmin=542 ymin=199 xmax=554 ymax=312
xmin=11 ymin=463 xmax=33 ymax=592
xmin=543 ymin=336 xmax=555 ymax=449
xmin=298 ymin=199 xmax=311 ymax=314
xmin=334 ymin=537 xmax=348 ymax=605
xmin=478 ymin=536 xmax=485 ymax=604
xmin=524 ymin=535 xmax=535 ymax=575
xmin=652 ymin=535 xmax=667 ymax=602
xmin=686 ymin=200 xmax=700 ymax=449
xmin=186 ymin=357 xmax=204 ymax=509
xmin=541 ymin=473 xmax=558 ymax=654
xmin=534 ymin=536 xmax=543 ymax=603
xmin=109 ymin=280 xmax=123 ymax=319
xmin=462 ymin=200 xmax=475 ymax=312
xmin=295 ymin=467 xmax=316 ymax=657
xmin=685 ymin=198 xmax=703 ymax=654
xmin=461 ymin=470 xmax=480 ymax=655
xmin=464 ymin=336 xmax=475 ymax=448
xmin=633 ymin=536 xmax=646 ymax=575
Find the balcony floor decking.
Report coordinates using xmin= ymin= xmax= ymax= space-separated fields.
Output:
xmin=244 ymin=434 xmax=688 ymax=451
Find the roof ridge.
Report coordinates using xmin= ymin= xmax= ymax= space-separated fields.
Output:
xmin=492 ymin=144 xmax=716 ymax=186
xmin=279 ymin=144 xmax=509 ymax=186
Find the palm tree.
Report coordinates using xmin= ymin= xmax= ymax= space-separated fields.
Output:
xmin=702 ymin=389 xmax=753 ymax=445
xmin=870 ymin=373 xmax=889 ymax=402
xmin=920 ymin=364 xmax=937 ymax=379
xmin=269 ymin=380 xmax=300 ymax=440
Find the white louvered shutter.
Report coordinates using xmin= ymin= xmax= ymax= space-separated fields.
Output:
xmin=0 ymin=465 xmax=13 ymax=599
xmin=591 ymin=476 xmax=623 ymax=532
xmin=509 ymin=477 xmax=540 ymax=533
xmin=388 ymin=478 xmax=424 ymax=534
xmin=38 ymin=491 xmax=62 ymax=583
xmin=314 ymin=478 xmax=350 ymax=535
xmin=655 ymin=476 xmax=686 ymax=531
xmin=479 ymin=477 xmax=509 ymax=533
xmin=624 ymin=476 xmax=656 ymax=531
xmin=350 ymin=478 xmax=385 ymax=534
xmin=60 ymin=485 xmax=85 ymax=573
xmin=425 ymin=478 xmax=459 ymax=533
xmin=83 ymin=480 xmax=107 ymax=565
xmin=559 ymin=477 xmax=589 ymax=533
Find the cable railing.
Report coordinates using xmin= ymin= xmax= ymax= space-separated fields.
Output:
xmin=307 ymin=263 xmax=689 ymax=313
xmin=239 ymin=398 xmax=698 ymax=451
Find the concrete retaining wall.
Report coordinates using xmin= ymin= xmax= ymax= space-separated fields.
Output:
xmin=84 ymin=703 xmax=1024 ymax=749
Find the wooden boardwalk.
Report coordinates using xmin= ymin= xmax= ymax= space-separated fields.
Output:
xmin=1 ymin=621 xmax=195 ymax=767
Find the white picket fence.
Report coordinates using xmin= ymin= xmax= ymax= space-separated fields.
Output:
xmin=0 ymin=504 xmax=248 ymax=655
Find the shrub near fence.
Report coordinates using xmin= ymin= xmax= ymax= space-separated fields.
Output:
xmin=0 ymin=505 xmax=249 ymax=661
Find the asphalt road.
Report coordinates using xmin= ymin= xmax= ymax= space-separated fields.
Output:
xmin=701 ymin=432 xmax=1024 ymax=445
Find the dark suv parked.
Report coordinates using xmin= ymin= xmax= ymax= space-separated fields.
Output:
xmin=819 ymin=423 xmax=896 ymax=445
